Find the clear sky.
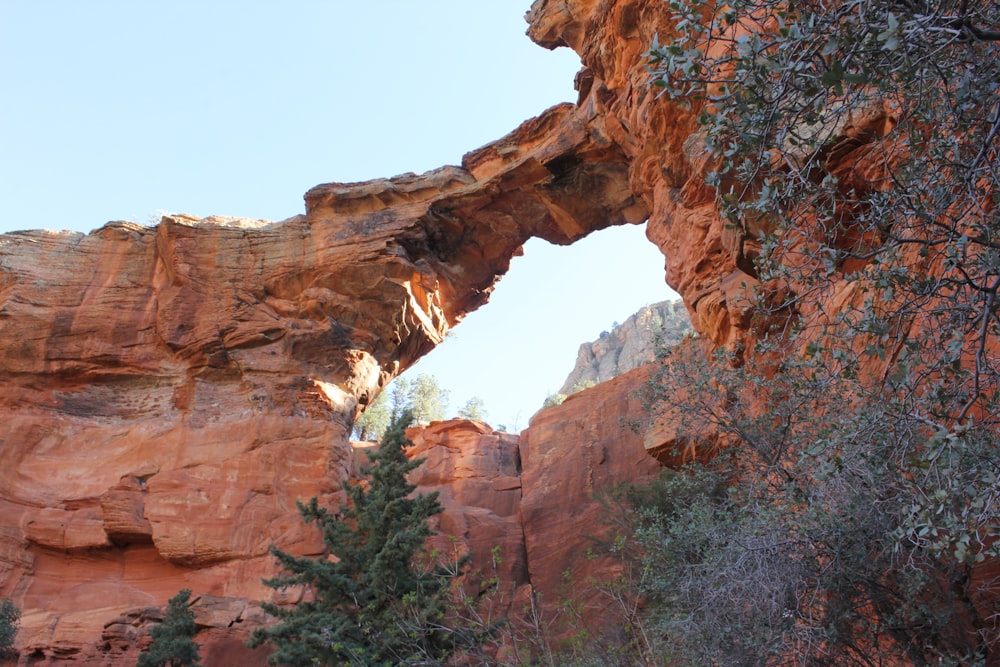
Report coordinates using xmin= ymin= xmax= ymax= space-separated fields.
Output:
xmin=0 ymin=1 xmax=679 ymax=430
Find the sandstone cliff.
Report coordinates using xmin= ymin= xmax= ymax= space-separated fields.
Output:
xmin=558 ymin=298 xmax=689 ymax=395
xmin=0 ymin=90 xmax=647 ymax=662
xmin=0 ymin=0 xmax=931 ymax=661
xmin=407 ymin=367 xmax=662 ymax=651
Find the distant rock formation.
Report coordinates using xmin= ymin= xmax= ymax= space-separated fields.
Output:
xmin=558 ymin=299 xmax=690 ymax=394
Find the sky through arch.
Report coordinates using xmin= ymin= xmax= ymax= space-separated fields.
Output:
xmin=405 ymin=224 xmax=678 ymax=431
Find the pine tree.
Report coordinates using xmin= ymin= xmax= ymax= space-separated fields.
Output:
xmin=249 ymin=411 xmax=461 ymax=666
xmin=406 ymin=374 xmax=449 ymax=423
xmin=137 ymin=589 xmax=202 ymax=667
xmin=0 ymin=599 xmax=19 ymax=658
xmin=457 ymin=397 xmax=487 ymax=421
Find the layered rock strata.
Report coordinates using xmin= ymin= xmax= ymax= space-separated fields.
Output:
xmin=3 ymin=369 xmax=661 ymax=664
xmin=0 ymin=0 xmax=892 ymax=660
xmin=0 ymin=81 xmax=648 ymax=660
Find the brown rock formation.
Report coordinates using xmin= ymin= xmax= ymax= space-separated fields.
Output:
xmin=519 ymin=367 xmax=663 ymax=629
xmin=402 ymin=368 xmax=663 ymax=654
xmin=0 ymin=38 xmax=653 ymax=660
xmin=527 ymin=0 xmax=758 ymax=350
xmin=404 ymin=421 xmax=529 ymax=611
xmin=0 ymin=0 xmax=824 ymax=660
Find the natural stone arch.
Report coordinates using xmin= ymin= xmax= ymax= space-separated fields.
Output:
xmin=0 ymin=93 xmax=650 ymax=657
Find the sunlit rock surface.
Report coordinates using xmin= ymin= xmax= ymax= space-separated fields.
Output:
xmin=0 ymin=67 xmax=649 ymax=663
xmin=0 ymin=0 xmax=826 ymax=660
xmin=403 ymin=369 xmax=663 ymax=655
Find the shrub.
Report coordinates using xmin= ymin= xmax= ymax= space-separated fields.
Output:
xmin=634 ymin=0 xmax=1000 ymax=661
xmin=624 ymin=345 xmax=998 ymax=664
xmin=0 ymin=599 xmax=19 ymax=658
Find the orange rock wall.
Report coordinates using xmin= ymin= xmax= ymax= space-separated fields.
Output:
xmin=406 ymin=368 xmax=663 ymax=630
xmin=0 ymin=0 xmax=784 ymax=661
xmin=519 ymin=368 xmax=663 ymax=626
xmin=528 ymin=0 xmax=758 ymax=350
xmin=0 ymin=91 xmax=647 ymax=661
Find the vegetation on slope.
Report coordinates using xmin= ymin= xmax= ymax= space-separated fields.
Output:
xmin=623 ymin=0 xmax=1000 ymax=662
xmin=136 ymin=590 xmax=202 ymax=667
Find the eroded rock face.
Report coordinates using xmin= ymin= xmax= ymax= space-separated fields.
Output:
xmin=0 ymin=0 xmax=777 ymax=661
xmin=0 ymin=83 xmax=648 ymax=660
xmin=404 ymin=421 xmax=529 ymax=606
xmin=519 ymin=367 xmax=663 ymax=632
xmin=403 ymin=370 xmax=663 ymax=653
xmin=527 ymin=0 xmax=757 ymax=349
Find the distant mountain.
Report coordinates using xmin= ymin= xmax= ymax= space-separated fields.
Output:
xmin=558 ymin=299 xmax=691 ymax=395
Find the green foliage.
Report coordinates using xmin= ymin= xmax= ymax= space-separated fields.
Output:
xmin=389 ymin=377 xmax=411 ymax=424
xmin=458 ymin=396 xmax=487 ymax=421
xmin=353 ymin=389 xmax=390 ymax=441
xmin=541 ymin=393 xmax=567 ymax=409
xmin=137 ymin=589 xmax=202 ymax=667
xmin=634 ymin=0 xmax=1000 ymax=661
xmin=353 ymin=374 xmax=461 ymax=441
xmin=625 ymin=345 xmax=999 ymax=664
xmin=407 ymin=374 xmax=450 ymax=424
xmin=647 ymin=0 xmax=1000 ymax=419
xmin=540 ymin=380 xmax=597 ymax=413
xmin=250 ymin=412 xmax=469 ymax=666
xmin=0 ymin=599 xmax=19 ymax=657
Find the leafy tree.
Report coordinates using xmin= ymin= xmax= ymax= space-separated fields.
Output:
xmin=631 ymin=0 xmax=1000 ymax=662
xmin=407 ymin=374 xmax=449 ymax=424
xmin=137 ymin=589 xmax=202 ymax=667
xmin=389 ymin=377 xmax=411 ymax=425
xmin=647 ymin=0 xmax=1000 ymax=422
xmin=354 ymin=374 xmax=457 ymax=441
xmin=353 ymin=389 xmax=390 ymax=441
xmin=249 ymin=412 xmax=466 ymax=666
xmin=457 ymin=396 xmax=487 ymax=421
xmin=621 ymin=340 xmax=999 ymax=664
xmin=0 ymin=599 xmax=19 ymax=658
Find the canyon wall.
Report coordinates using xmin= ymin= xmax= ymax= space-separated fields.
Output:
xmin=0 ymin=87 xmax=649 ymax=662
xmin=0 ymin=0 xmax=890 ymax=662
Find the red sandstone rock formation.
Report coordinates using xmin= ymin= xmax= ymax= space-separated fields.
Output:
xmin=0 ymin=0 xmax=866 ymax=660
xmin=527 ymin=0 xmax=759 ymax=351
xmin=0 ymin=83 xmax=647 ymax=660
xmin=401 ymin=369 xmax=663 ymax=656
xmin=519 ymin=368 xmax=663 ymax=630
xmin=405 ymin=420 xmax=528 ymax=599
xmin=411 ymin=366 xmax=663 ymax=601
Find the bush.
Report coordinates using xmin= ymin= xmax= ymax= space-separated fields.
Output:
xmin=634 ymin=0 xmax=1000 ymax=661
xmin=0 ymin=599 xmax=19 ymax=657
xmin=624 ymin=346 xmax=998 ymax=664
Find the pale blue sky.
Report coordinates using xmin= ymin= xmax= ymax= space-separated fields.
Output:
xmin=1 ymin=1 xmax=678 ymax=429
